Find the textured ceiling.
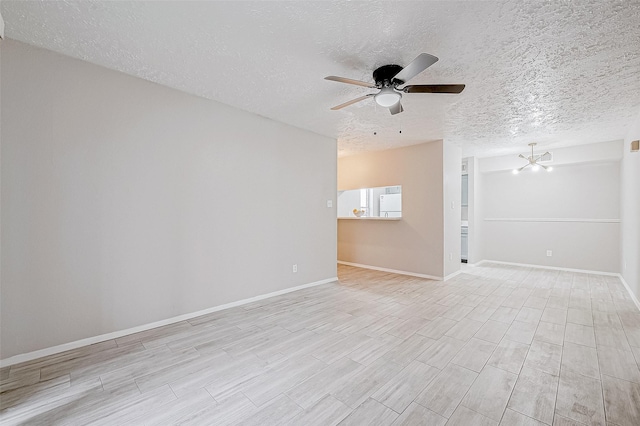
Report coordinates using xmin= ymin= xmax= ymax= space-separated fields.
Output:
xmin=2 ymin=1 xmax=640 ymax=157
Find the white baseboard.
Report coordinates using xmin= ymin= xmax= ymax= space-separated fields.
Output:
xmin=0 ymin=277 xmax=337 ymax=368
xmin=443 ymin=270 xmax=464 ymax=281
xmin=618 ymin=274 xmax=640 ymax=312
xmin=338 ymin=261 xmax=442 ymax=281
xmin=478 ymin=259 xmax=639 ymax=313
xmin=477 ymin=259 xmax=620 ymax=276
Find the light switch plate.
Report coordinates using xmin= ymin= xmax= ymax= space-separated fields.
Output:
xmin=327 ymin=200 xmax=332 ymax=208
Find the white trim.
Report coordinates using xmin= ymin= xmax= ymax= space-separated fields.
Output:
xmin=0 ymin=277 xmax=337 ymax=368
xmin=618 ymin=274 xmax=640 ymax=312
xmin=443 ymin=270 xmax=464 ymax=281
xmin=477 ymin=259 xmax=619 ymax=276
xmin=338 ymin=261 xmax=442 ymax=281
xmin=484 ymin=218 xmax=620 ymax=223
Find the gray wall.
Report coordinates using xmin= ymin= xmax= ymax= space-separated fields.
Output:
xmin=480 ymin=160 xmax=620 ymax=273
xmin=337 ymin=141 xmax=445 ymax=278
xmin=1 ymin=40 xmax=337 ymax=359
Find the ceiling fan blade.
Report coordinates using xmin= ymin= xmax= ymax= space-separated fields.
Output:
xmin=402 ymin=84 xmax=465 ymax=94
xmin=389 ymin=102 xmax=404 ymax=115
xmin=392 ymin=53 xmax=439 ymax=83
xmin=325 ymin=76 xmax=376 ymax=88
xmin=330 ymin=94 xmax=374 ymax=110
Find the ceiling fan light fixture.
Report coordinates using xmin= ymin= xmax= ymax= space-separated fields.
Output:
xmin=326 ymin=53 xmax=464 ymax=113
xmin=375 ymin=87 xmax=402 ymax=107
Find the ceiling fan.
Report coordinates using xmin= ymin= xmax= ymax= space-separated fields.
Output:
xmin=512 ymin=143 xmax=553 ymax=174
xmin=325 ymin=53 xmax=465 ymax=115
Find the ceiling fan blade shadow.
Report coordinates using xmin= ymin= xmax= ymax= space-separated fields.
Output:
xmin=330 ymin=94 xmax=374 ymax=110
xmin=403 ymin=84 xmax=465 ymax=94
xmin=392 ymin=53 xmax=438 ymax=83
xmin=325 ymin=76 xmax=376 ymax=88
xmin=389 ymin=102 xmax=403 ymax=115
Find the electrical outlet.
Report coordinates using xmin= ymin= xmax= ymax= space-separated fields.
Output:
xmin=292 ymin=264 xmax=297 ymax=273
xmin=449 ymin=253 xmax=453 ymax=261
xmin=327 ymin=200 xmax=333 ymax=208
xmin=546 ymin=250 xmax=552 ymax=257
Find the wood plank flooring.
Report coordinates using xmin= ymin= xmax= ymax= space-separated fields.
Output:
xmin=2 ymin=263 xmax=640 ymax=425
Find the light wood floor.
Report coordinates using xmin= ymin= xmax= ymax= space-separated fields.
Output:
xmin=2 ymin=263 xmax=640 ymax=425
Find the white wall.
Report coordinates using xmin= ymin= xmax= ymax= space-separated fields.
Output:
xmin=337 ymin=141 xmax=445 ymax=278
xmin=477 ymin=142 xmax=622 ymax=273
xmin=443 ymin=142 xmax=461 ymax=277
xmin=0 ymin=40 xmax=337 ymax=360
xmin=620 ymin=110 xmax=640 ymax=299
xmin=337 ymin=190 xmax=361 ymax=218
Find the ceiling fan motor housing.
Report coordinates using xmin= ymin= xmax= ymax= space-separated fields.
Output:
xmin=373 ymin=64 xmax=405 ymax=86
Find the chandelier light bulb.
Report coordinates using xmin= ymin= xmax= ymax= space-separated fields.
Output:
xmin=512 ymin=169 xmax=519 ymax=175
xmin=532 ymin=164 xmax=540 ymax=172
xmin=547 ymin=166 xmax=553 ymax=172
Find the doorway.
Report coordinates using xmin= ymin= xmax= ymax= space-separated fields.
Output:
xmin=461 ymin=160 xmax=469 ymax=263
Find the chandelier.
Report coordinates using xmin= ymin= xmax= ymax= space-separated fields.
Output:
xmin=513 ymin=143 xmax=553 ymax=174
